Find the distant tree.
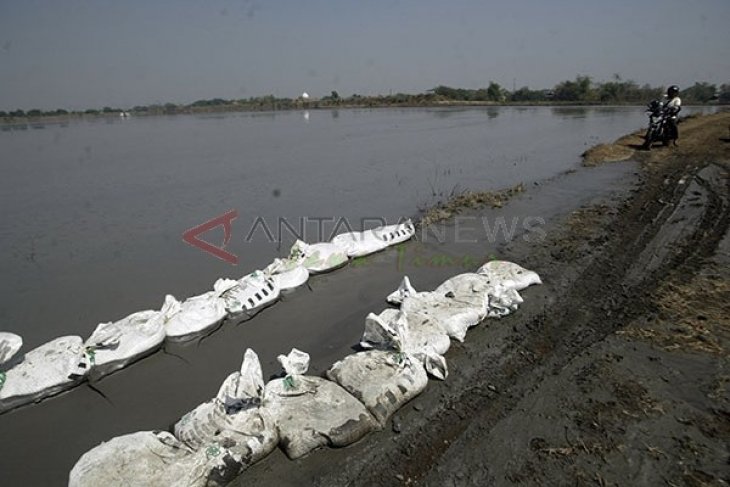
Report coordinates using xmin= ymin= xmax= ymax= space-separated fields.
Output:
xmin=510 ymin=86 xmax=547 ymax=102
xmin=331 ymin=90 xmax=339 ymax=100
xmin=84 ymin=108 xmax=99 ymax=114
xmin=10 ymin=109 xmax=25 ymax=117
xmin=719 ymin=83 xmax=730 ymax=105
xmin=682 ymin=82 xmax=717 ymax=103
xmin=0 ymin=111 xmax=7 ymax=117
xmin=102 ymin=106 xmax=115 ymax=113
xmin=27 ymin=109 xmax=42 ymax=117
xmin=486 ymin=82 xmax=504 ymax=102
xmin=554 ymin=75 xmax=593 ymax=101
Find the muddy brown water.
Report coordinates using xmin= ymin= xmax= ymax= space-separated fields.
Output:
xmin=0 ymin=106 xmax=715 ymax=485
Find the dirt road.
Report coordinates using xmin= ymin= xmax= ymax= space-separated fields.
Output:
xmin=237 ymin=111 xmax=730 ymax=486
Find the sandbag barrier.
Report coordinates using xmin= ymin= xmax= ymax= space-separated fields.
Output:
xmin=69 ymin=261 xmax=541 ymax=486
xmin=0 ymin=220 xmax=416 ymax=414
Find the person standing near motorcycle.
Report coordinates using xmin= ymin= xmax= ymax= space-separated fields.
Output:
xmin=663 ymin=85 xmax=681 ymax=144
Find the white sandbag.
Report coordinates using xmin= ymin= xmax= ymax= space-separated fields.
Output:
xmin=327 ymin=350 xmax=427 ymax=427
xmin=174 ymin=349 xmax=278 ymax=482
xmin=330 ymin=310 xmax=431 ymax=425
xmin=373 ymin=219 xmax=416 ymax=246
xmin=386 ymin=276 xmax=417 ymax=305
xmin=369 ymin=308 xmax=451 ymax=356
xmin=85 ymin=309 xmax=167 ymax=379
xmin=476 ymin=260 xmax=542 ymax=291
xmin=486 ymin=282 xmax=524 ymax=318
xmin=164 ymin=279 xmax=237 ymax=341
xmin=221 ymin=271 xmax=280 ymax=320
xmin=362 ymin=309 xmax=448 ymax=380
xmin=331 ymin=230 xmax=389 ymax=258
xmin=435 ymin=270 xmax=526 ymax=318
xmin=0 ymin=332 xmax=22 ymax=365
xmin=397 ymin=273 xmax=489 ymax=342
xmin=69 ymin=431 xmax=201 ymax=487
xmin=0 ymin=336 xmax=91 ymax=413
xmin=264 ymin=349 xmax=378 ymax=459
xmin=263 ymin=258 xmax=309 ymax=291
xmin=289 ymin=240 xmax=348 ymax=274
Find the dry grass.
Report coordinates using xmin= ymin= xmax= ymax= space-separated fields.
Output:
xmin=619 ymin=272 xmax=730 ymax=355
xmin=419 ymin=183 xmax=525 ymax=226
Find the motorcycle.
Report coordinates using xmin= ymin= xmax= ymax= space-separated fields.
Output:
xmin=642 ymin=99 xmax=679 ymax=150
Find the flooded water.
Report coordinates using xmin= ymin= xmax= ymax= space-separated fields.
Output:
xmin=0 ymin=106 xmax=716 ymax=485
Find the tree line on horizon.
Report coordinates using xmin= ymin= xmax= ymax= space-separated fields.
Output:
xmin=2 ymin=76 xmax=728 ymax=118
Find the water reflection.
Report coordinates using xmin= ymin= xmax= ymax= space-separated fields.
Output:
xmin=550 ymin=106 xmax=590 ymax=118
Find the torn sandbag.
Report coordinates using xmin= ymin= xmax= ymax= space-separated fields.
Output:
xmin=0 ymin=332 xmax=22 ymax=366
xmin=264 ymin=348 xmax=378 ymax=459
xmin=331 ymin=229 xmax=389 ymax=257
xmin=164 ymin=279 xmax=237 ymax=341
xmin=372 ymin=219 xmax=416 ymax=246
xmin=221 ymin=271 xmax=280 ymax=321
xmin=368 ymin=308 xmax=450 ymax=357
xmin=0 ymin=336 xmax=91 ymax=413
xmin=85 ymin=309 xmax=167 ymax=379
xmin=289 ymin=240 xmax=348 ymax=274
xmin=69 ymin=431 xmax=201 ymax=487
xmin=476 ymin=260 xmax=542 ymax=291
xmin=174 ymin=349 xmax=278 ymax=482
xmin=329 ymin=313 xmax=428 ymax=426
xmin=263 ymin=258 xmax=309 ymax=291
xmin=361 ymin=309 xmax=448 ymax=380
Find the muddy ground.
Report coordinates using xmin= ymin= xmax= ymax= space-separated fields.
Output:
xmin=237 ymin=111 xmax=730 ymax=486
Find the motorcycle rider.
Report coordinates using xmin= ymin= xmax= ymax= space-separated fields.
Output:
xmin=663 ymin=85 xmax=681 ymax=145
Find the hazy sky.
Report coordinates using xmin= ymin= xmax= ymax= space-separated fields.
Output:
xmin=1 ymin=0 xmax=729 ymax=110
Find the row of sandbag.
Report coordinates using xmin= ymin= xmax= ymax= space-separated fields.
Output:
xmin=69 ymin=261 xmax=542 ymax=487
xmin=0 ymin=221 xmax=416 ymax=415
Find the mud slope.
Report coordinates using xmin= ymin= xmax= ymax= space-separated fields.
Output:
xmin=239 ymin=112 xmax=729 ymax=486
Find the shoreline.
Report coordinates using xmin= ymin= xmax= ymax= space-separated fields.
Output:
xmin=1 ymin=103 xmax=725 ymax=128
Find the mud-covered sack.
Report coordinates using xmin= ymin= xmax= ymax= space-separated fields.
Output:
xmin=263 ymin=258 xmax=309 ymax=291
xmin=221 ymin=272 xmax=279 ymax=320
xmin=164 ymin=279 xmax=237 ymax=341
xmin=174 ymin=349 xmax=278 ymax=481
xmin=264 ymin=349 xmax=377 ymax=459
xmin=69 ymin=431 xmax=204 ymax=487
xmin=0 ymin=336 xmax=90 ymax=413
xmin=370 ymin=308 xmax=450 ymax=356
xmin=362 ymin=309 xmax=448 ymax=380
xmin=373 ymin=219 xmax=416 ymax=246
xmin=476 ymin=260 xmax=542 ymax=291
xmin=0 ymin=332 xmax=22 ymax=366
xmin=397 ymin=278 xmax=487 ymax=343
xmin=331 ymin=230 xmax=389 ymax=258
xmin=289 ymin=240 xmax=348 ymax=274
xmin=326 ymin=350 xmax=427 ymax=427
xmin=264 ymin=375 xmax=377 ymax=459
xmin=85 ymin=309 xmax=166 ymax=379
